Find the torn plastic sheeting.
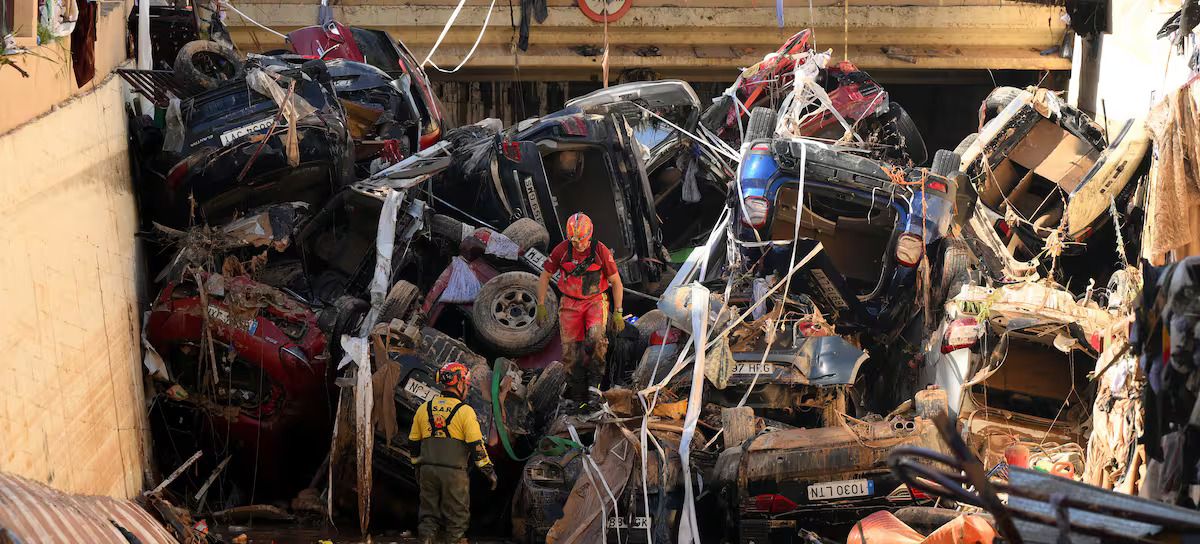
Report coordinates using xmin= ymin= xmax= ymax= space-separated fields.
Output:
xmin=361 ymin=188 xmax=405 ymax=336
xmin=340 ymin=334 xmax=374 ymax=536
xmin=438 ymin=256 xmax=483 ymax=304
xmin=547 ymin=424 xmax=635 ymax=544
xmin=245 ymin=68 xmax=317 ymax=120
xmin=162 ymin=97 xmax=184 ymax=153
xmin=705 ymin=336 xmax=735 ymax=390
xmin=141 ymin=310 xmax=169 ymax=380
xmin=676 ymin=284 xmax=710 ymax=544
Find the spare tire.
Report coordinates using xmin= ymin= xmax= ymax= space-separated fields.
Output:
xmin=745 ymin=107 xmax=777 ymax=142
xmin=936 ymin=237 xmax=972 ymax=312
xmin=174 ymin=40 xmax=243 ymax=90
xmin=378 ymin=280 xmax=420 ymax=324
xmin=983 ymin=87 xmax=1023 ymax=122
xmin=527 ymin=361 xmax=566 ymax=416
xmin=502 ymin=217 xmax=550 ymax=252
xmin=930 ymin=149 xmax=960 ymax=177
xmin=471 ymin=272 xmax=558 ymax=356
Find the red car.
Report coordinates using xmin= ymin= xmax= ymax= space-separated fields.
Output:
xmin=286 ymin=22 xmax=446 ymax=151
xmin=145 ymin=274 xmax=336 ymax=500
xmin=703 ymin=29 xmax=926 ymax=165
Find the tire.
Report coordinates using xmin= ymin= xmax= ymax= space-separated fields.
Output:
xmin=502 ymin=218 xmax=550 ymax=252
xmin=930 ymin=149 xmax=960 ymax=177
xmin=527 ymin=361 xmax=566 ymax=416
xmin=633 ymin=309 xmax=670 ymax=344
xmin=174 ymin=40 xmax=243 ymax=90
xmin=430 ymin=213 xmax=467 ymax=242
xmin=937 ymin=237 xmax=971 ymax=309
xmin=471 ymin=272 xmax=558 ymax=356
xmin=884 ymin=102 xmax=927 ymax=166
xmin=953 ymin=133 xmax=978 ymax=157
xmin=378 ymin=280 xmax=420 ymax=324
xmin=984 ymin=87 xmax=1023 ymax=121
xmin=318 ymin=295 xmax=369 ymax=355
xmin=745 ymin=107 xmax=777 ymax=142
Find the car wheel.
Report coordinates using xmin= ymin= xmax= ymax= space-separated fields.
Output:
xmin=983 ymin=86 xmax=1023 ymax=122
xmin=884 ymin=102 xmax=928 ymax=166
xmin=502 ymin=217 xmax=550 ymax=252
xmin=471 ymin=272 xmax=558 ymax=356
xmin=633 ymin=309 xmax=670 ymax=344
xmin=936 ymin=237 xmax=972 ymax=312
xmin=378 ymin=280 xmax=420 ymax=324
xmin=745 ymin=106 xmax=777 ymax=142
xmin=319 ymin=295 xmax=369 ymax=356
xmin=527 ymin=361 xmax=566 ymax=416
xmin=430 ymin=213 xmax=468 ymax=242
xmin=174 ymin=40 xmax=244 ymax=90
xmin=930 ymin=149 xmax=960 ymax=177
xmin=953 ymin=133 xmax=978 ymax=157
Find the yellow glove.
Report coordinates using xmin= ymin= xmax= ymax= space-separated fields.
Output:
xmin=535 ymin=303 xmax=549 ymax=327
xmin=610 ymin=310 xmax=625 ymax=333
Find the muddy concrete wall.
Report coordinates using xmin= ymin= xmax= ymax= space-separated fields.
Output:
xmin=0 ymin=74 xmax=149 ymax=499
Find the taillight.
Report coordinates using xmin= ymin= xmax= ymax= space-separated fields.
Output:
xmin=1088 ymin=332 xmax=1103 ymax=352
xmin=746 ymin=494 xmax=797 ymax=514
xmin=166 ymin=161 xmax=190 ymax=190
xmin=908 ymin=485 xmax=930 ymax=500
xmin=996 ymin=219 xmax=1011 ymax=238
xmin=649 ymin=328 xmax=682 ymax=346
xmin=740 ymin=196 xmax=770 ymax=228
xmin=926 ymin=179 xmax=947 ymax=192
xmin=751 ymin=143 xmax=770 ymax=153
xmin=895 ymin=233 xmax=924 ymax=267
xmin=941 ymin=316 xmax=981 ymax=353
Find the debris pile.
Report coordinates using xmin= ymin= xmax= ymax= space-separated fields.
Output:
xmin=100 ymin=17 xmax=1200 ymax=544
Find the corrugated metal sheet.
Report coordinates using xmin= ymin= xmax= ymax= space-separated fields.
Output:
xmin=0 ymin=472 xmax=179 ymax=544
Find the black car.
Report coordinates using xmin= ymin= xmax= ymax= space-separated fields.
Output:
xmin=133 ymin=55 xmax=354 ymax=228
xmin=432 ymin=111 xmax=672 ymax=291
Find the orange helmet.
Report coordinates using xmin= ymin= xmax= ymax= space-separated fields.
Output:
xmin=565 ymin=213 xmax=593 ymax=244
xmin=437 ymin=362 xmax=470 ymax=388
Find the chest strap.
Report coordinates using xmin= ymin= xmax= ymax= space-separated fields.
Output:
xmin=427 ymin=399 xmax=467 ymax=439
xmin=567 ymin=243 xmax=599 ymax=277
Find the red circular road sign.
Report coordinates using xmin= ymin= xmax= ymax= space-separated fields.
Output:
xmin=578 ymin=0 xmax=632 ymax=23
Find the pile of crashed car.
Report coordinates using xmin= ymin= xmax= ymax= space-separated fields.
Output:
xmin=124 ymin=20 xmax=1200 ymax=543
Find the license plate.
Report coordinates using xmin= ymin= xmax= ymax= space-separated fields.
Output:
xmin=807 ymin=479 xmax=873 ymax=501
xmin=733 ymin=362 xmax=775 ymax=375
xmin=403 ymin=379 xmax=437 ymax=403
xmin=523 ymin=247 xmax=561 ymax=282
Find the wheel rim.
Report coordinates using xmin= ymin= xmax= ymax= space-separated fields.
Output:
xmin=492 ymin=287 xmax=537 ymax=330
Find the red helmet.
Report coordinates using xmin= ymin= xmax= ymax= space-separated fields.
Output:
xmin=437 ymin=362 xmax=470 ymax=388
xmin=565 ymin=213 xmax=593 ymax=245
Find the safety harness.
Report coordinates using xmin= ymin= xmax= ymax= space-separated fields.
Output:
xmin=419 ymin=397 xmax=471 ymax=469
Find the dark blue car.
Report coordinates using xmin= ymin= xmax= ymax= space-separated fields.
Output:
xmin=732 ymin=139 xmax=967 ymax=344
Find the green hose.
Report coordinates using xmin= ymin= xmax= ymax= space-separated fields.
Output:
xmin=491 ymin=359 xmax=581 ymax=461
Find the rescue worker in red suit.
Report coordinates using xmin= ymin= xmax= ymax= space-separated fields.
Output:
xmin=409 ymin=362 xmax=498 ymax=544
xmin=534 ymin=212 xmax=625 ymax=403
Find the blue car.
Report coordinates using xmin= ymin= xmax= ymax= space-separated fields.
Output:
xmin=732 ymin=139 xmax=968 ymax=345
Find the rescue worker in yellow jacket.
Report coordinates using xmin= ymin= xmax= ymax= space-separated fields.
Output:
xmin=409 ymin=362 xmax=498 ymax=544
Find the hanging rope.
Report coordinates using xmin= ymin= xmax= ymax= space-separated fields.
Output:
xmin=426 ymin=0 xmax=496 ymax=73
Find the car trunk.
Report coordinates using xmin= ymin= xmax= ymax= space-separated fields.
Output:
xmin=540 ymin=144 xmax=632 ymax=261
xmin=965 ymin=329 xmax=1095 ymax=468
xmin=767 ymin=183 xmax=899 ymax=294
